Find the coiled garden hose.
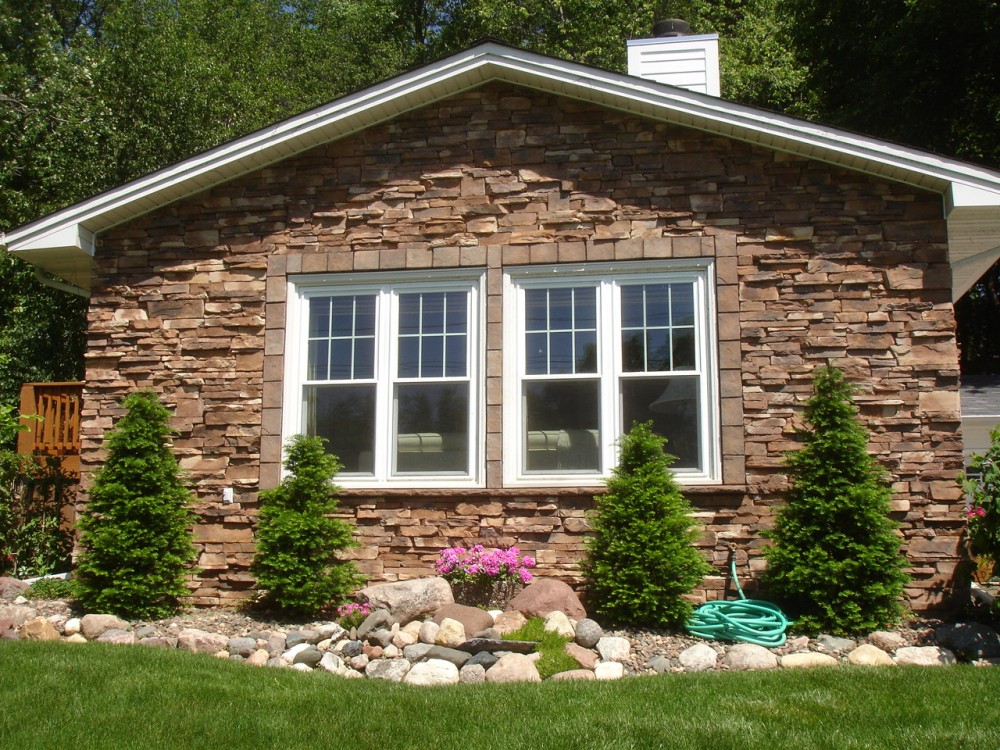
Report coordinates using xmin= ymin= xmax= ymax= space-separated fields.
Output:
xmin=685 ymin=552 xmax=791 ymax=648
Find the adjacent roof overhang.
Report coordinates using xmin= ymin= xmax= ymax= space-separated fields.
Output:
xmin=4 ymin=41 xmax=1000 ymax=297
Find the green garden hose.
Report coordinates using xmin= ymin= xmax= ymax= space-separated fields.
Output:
xmin=685 ymin=552 xmax=791 ymax=648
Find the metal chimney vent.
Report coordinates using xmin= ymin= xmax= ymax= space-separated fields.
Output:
xmin=627 ymin=21 xmax=720 ymax=97
xmin=652 ymin=19 xmax=692 ymax=38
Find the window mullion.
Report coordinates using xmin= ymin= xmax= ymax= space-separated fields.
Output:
xmin=375 ymin=289 xmax=394 ymax=481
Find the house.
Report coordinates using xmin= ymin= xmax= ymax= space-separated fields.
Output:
xmin=4 ymin=27 xmax=1000 ymax=610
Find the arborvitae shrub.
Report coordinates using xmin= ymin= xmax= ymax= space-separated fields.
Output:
xmin=583 ymin=421 xmax=711 ymax=628
xmin=251 ymin=435 xmax=362 ymax=616
xmin=763 ymin=366 xmax=909 ymax=635
xmin=75 ymin=392 xmax=197 ymax=618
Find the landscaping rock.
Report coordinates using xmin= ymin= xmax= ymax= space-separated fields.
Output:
xmin=868 ymin=631 xmax=907 ymax=652
xmin=403 ymin=643 xmax=435 ymax=662
xmin=393 ymin=630 xmax=418 ymax=649
xmin=177 ymin=627 xmax=228 ymax=654
xmin=815 ymin=635 xmax=856 ymax=653
xmin=64 ymin=633 xmax=87 ymax=644
xmin=19 ymin=617 xmax=60 ymax=641
xmin=134 ymin=626 xmax=157 ymax=640
xmin=506 ymin=579 xmax=586 ymax=620
xmin=367 ymin=628 xmax=394 ymax=649
xmin=466 ymin=651 xmax=499 ymax=670
xmin=594 ymin=662 xmax=625 ymax=680
xmin=139 ymin=637 xmax=178 ymax=649
xmin=357 ymin=609 xmax=393 ymax=641
xmin=285 ymin=629 xmax=320 ymax=648
xmin=228 ymin=637 xmax=257 ymax=657
xmin=97 ymin=629 xmax=136 ymax=645
xmin=340 ymin=640 xmax=364 ymax=659
xmin=81 ymin=614 xmax=130 ymax=641
xmin=435 ymin=617 xmax=466 ymax=648
xmin=359 ymin=578 xmax=453 ymax=623
xmin=316 ymin=623 xmax=346 ymax=641
xmin=492 ymin=610 xmax=528 ymax=636
xmin=543 ymin=610 xmax=575 ymax=639
xmin=934 ymin=622 xmax=1000 ymax=660
xmin=433 ymin=603 xmax=493 ymax=637
xmin=460 ymin=637 xmax=536 ymax=655
xmin=293 ymin=648 xmax=323 ymax=668
xmin=266 ymin=632 xmax=286 ymax=656
xmin=485 ymin=653 xmax=541 ymax=683
xmin=318 ymin=653 xmax=346 ymax=674
xmin=574 ymin=618 xmax=603 ymax=649
xmin=460 ymin=663 xmax=487 ymax=684
xmin=0 ymin=577 xmax=29 ymax=599
xmin=281 ymin=643 xmax=314 ymax=662
xmin=678 ymin=643 xmax=717 ymax=672
xmin=419 ymin=620 xmax=440 ymax=644
xmin=551 ymin=669 xmax=596 ymax=681
xmin=63 ymin=617 xmax=82 ymax=636
xmin=781 ymin=652 xmax=838 ymax=669
xmin=723 ymin=644 xmax=778 ymax=671
xmin=596 ymin=636 xmax=631 ymax=662
xmin=424 ymin=645 xmax=471 ymax=667
xmin=403 ymin=659 xmax=460 ymax=686
xmin=847 ymin=644 xmax=894 ymax=666
xmin=894 ymin=646 xmax=957 ymax=666
xmin=646 ymin=655 xmax=672 ymax=673
xmin=565 ymin=642 xmax=598 ymax=670
xmin=365 ymin=658 xmax=412 ymax=682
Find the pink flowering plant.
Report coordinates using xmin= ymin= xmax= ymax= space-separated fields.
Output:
xmin=435 ymin=545 xmax=535 ymax=608
xmin=335 ymin=601 xmax=372 ymax=630
xmin=960 ymin=425 xmax=1000 ymax=582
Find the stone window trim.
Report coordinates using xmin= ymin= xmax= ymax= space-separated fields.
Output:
xmin=282 ymin=268 xmax=487 ymax=488
xmin=502 ymin=259 xmax=721 ymax=487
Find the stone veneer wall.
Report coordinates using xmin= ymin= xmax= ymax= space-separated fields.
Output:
xmin=80 ymin=82 xmax=965 ymax=610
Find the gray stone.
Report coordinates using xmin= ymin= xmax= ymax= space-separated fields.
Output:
xmin=403 ymin=658 xmax=460 ymax=686
xmin=359 ymin=578 xmax=454 ymax=624
xmin=594 ymin=662 xmax=625 ymax=680
xmin=596 ymin=636 xmax=631 ymax=662
xmin=266 ymin=632 xmax=287 ymax=656
xmin=815 ymin=635 xmax=856 ymax=653
xmin=357 ymin=609 xmax=393 ymax=641
xmin=646 ymin=655 xmax=673 ymax=673
xmin=934 ymin=622 xmax=1000 ymax=660
xmin=340 ymin=640 xmax=364 ymax=658
xmin=466 ymin=651 xmax=499 ymax=670
xmin=473 ymin=627 xmax=499 ymax=640
xmin=81 ymin=614 xmax=130 ymax=640
xmin=723 ymin=643 xmax=779 ymax=671
xmin=281 ymin=643 xmax=313 ymax=662
xmin=293 ymin=648 xmax=323 ymax=667
xmin=781 ymin=652 xmax=838 ymax=669
xmin=506 ymin=579 xmax=586 ymax=620
xmin=551 ymin=669 xmax=596 ymax=681
xmin=138 ymin=637 xmax=178 ymax=649
xmin=96 ymin=629 xmax=136 ymax=645
xmin=424 ymin=645 xmax=471 ymax=667
xmin=678 ymin=643 xmax=718 ymax=672
xmin=847 ymin=644 xmax=894 ymax=666
xmin=134 ymin=626 xmax=157 ymax=640
xmin=574 ymin=618 xmax=603 ymax=649
xmin=19 ymin=617 xmax=60 ymax=641
xmin=367 ymin=628 xmax=395 ymax=648
xmin=285 ymin=629 xmax=319 ymax=648
xmin=365 ymin=658 xmax=412 ymax=682
xmin=403 ymin=643 xmax=435 ymax=662
xmin=485 ymin=653 xmax=541 ymax=683
xmin=178 ymin=628 xmax=229 ymax=654
xmin=894 ymin=646 xmax=957 ymax=666
xmin=228 ymin=637 xmax=257 ymax=657
xmin=315 ymin=622 xmax=346 ymax=641
xmin=459 ymin=637 xmax=536 ymax=654
xmin=459 ymin=663 xmax=487 ymax=684
xmin=433 ymin=603 xmax=493 ymax=638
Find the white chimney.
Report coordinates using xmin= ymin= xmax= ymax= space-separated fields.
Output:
xmin=627 ymin=21 xmax=720 ymax=97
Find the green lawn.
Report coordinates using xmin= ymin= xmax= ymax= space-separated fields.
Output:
xmin=1 ymin=642 xmax=997 ymax=750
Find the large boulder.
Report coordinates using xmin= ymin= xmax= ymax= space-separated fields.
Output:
xmin=178 ymin=628 xmax=229 ymax=655
xmin=934 ymin=622 xmax=1000 ymax=660
xmin=19 ymin=617 xmax=60 ymax=641
xmin=723 ymin=643 xmax=779 ymax=671
xmin=505 ymin=579 xmax=586 ymax=620
xmin=894 ymin=646 xmax=957 ymax=666
xmin=81 ymin=614 xmax=130 ymax=641
xmin=403 ymin=659 xmax=460 ymax=686
xmin=0 ymin=577 xmax=29 ymax=599
xmin=358 ymin=578 xmax=453 ymax=623
xmin=433 ymin=603 xmax=493 ymax=637
xmin=485 ymin=653 xmax=541 ymax=683
xmin=0 ymin=605 xmax=36 ymax=630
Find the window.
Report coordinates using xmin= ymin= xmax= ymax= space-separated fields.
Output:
xmin=503 ymin=260 xmax=719 ymax=485
xmin=284 ymin=270 xmax=484 ymax=486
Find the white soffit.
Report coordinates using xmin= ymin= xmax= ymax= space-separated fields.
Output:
xmin=4 ymin=41 xmax=1000 ymax=297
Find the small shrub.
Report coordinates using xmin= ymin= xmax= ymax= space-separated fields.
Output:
xmin=763 ymin=366 xmax=909 ymax=635
xmin=583 ymin=421 xmax=711 ymax=628
xmin=251 ymin=435 xmax=363 ymax=617
xmin=501 ymin=617 xmax=578 ymax=679
xmin=74 ymin=392 xmax=198 ymax=619
xmin=24 ymin=577 xmax=76 ymax=601
xmin=960 ymin=425 xmax=1000 ymax=579
xmin=435 ymin=545 xmax=535 ymax=608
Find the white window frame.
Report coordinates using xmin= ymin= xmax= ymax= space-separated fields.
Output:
xmin=284 ymin=269 xmax=486 ymax=488
xmin=503 ymin=259 xmax=720 ymax=486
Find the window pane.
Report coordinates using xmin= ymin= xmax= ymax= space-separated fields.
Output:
xmin=330 ymin=298 xmax=356 ymax=337
xmin=621 ymin=331 xmax=644 ymax=372
xmin=574 ymin=287 xmax=596 ymax=328
xmin=309 ymin=298 xmax=331 ymax=338
xmin=354 ymin=338 xmax=375 ymax=379
xmin=621 ymin=286 xmax=644 ymax=328
xmin=621 ymin=376 xmax=700 ymax=470
xmin=395 ymin=383 xmax=469 ymax=473
xmin=307 ymin=340 xmax=329 ymax=381
xmin=646 ymin=285 xmax=671 ymax=327
xmin=672 ymin=329 xmax=696 ymax=370
xmin=445 ymin=291 xmax=467 ymax=333
xmin=526 ymin=332 xmax=548 ymax=375
xmin=399 ymin=294 xmax=420 ymax=335
xmin=671 ymin=284 xmax=695 ymax=326
xmin=524 ymin=380 xmax=600 ymax=471
xmin=329 ymin=339 xmax=353 ymax=379
xmin=355 ymin=296 xmax=376 ymax=336
xmin=421 ymin=336 xmax=444 ymax=377
xmin=575 ymin=330 xmax=597 ymax=372
xmin=525 ymin=289 xmax=548 ymax=331
xmin=549 ymin=288 xmax=573 ymax=329
xmin=549 ymin=331 xmax=573 ymax=375
xmin=646 ymin=328 xmax=671 ymax=371
xmin=304 ymin=384 xmax=376 ymax=474
xmin=445 ymin=334 xmax=467 ymax=377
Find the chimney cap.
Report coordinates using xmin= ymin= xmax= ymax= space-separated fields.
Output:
xmin=653 ymin=18 xmax=692 ymax=38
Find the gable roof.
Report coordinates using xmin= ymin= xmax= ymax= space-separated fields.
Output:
xmin=4 ymin=40 xmax=1000 ymax=297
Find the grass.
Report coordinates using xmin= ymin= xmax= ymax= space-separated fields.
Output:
xmin=2 ymin=642 xmax=999 ymax=749
xmin=501 ymin=616 xmax=579 ymax=678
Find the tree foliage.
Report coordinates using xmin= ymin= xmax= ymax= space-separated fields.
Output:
xmin=74 ymin=391 xmax=197 ymax=618
xmin=763 ymin=367 xmax=909 ymax=635
xmin=583 ymin=421 xmax=711 ymax=628
xmin=250 ymin=434 xmax=362 ymax=616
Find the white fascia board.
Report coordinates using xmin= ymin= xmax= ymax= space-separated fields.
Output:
xmin=7 ymin=42 xmax=1000 ymax=261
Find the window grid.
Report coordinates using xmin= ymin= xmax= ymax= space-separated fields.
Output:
xmin=397 ymin=291 xmax=468 ymax=380
xmin=524 ymin=287 xmax=598 ymax=377
xmin=307 ymin=295 xmax=376 ymax=382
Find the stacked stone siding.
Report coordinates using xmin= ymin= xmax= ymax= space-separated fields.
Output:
xmin=80 ymin=82 xmax=963 ymax=610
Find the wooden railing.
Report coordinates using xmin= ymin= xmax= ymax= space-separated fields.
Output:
xmin=17 ymin=382 xmax=84 ymax=477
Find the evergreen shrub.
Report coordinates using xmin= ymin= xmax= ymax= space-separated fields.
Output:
xmin=75 ymin=392 xmax=197 ymax=618
xmin=251 ymin=435 xmax=362 ymax=617
xmin=583 ymin=421 xmax=711 ymax=628
xmin=763 ymin=366 xmax=909 ymax=635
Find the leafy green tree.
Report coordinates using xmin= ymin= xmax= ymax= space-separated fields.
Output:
xmin=763 ymin=367 xmax=909 ymax=635
xmin=583 ymin=421 xmax=711 ymax=628
xmin=251 ymin=434 xmax=362 ymax=616
xmin=75 ymin=392 xmax=197 ymax=618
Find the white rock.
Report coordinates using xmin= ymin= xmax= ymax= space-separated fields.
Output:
xmin=403 ymin=658 xmax=460 ymax=686
xmin=318 ymin=653 xmax=347 ymax=675
xmin=246 ymin=649 xmax=270 ymax=667
xmin=594 ymin=662 xmax=625 ymax=680
xmin=596 ymin=636 xmax=631 ymax=662
xmin=13 ymin=596 xmax=28 ymax=605
xmin=894 ymin=646 xmax=957 ymax=666
xmin=543 ymin=611 xmax=575 ymax=639
xmin=485 ymin=653 xmax=541 ymax=683
xmin=383 ymin=644 xmax=401 ymax=659
xmin=460 ymin=664 xmax=487 ymax=684
xmin=723 ymin=643 xmax=779 ymax=671
xmin=365 ymin=658 xmax=412 ymax=682
xmin=435 ymin=617 xmax=466 ymax=648
xmin=678 ymin=643 xmax=718 ymax=672
xmin=65 ymin=633 xmax=87 ymax=644
xmin=401 ymin=620 xmax=423 ymax=638
xmin=358 ymin=578 xmax=454 ymax=623
xmin=419 ymin=620 xmax=440 ymax=645
xmin=315 ymin=623 xmax=346 ymax=641
xmin=847 ymin=644 xmax=894 ymax=666
xmin=215 ymin=650 xmax=230 ymax=660
xmin=393 ymin=630 xmax=418 ymax=648
xmin=291 ymin=663 xmax=313 ymax=672
xmin=781 ymin=652 xmax=838 ymax=669
xmin=281 ymin=643 xmax=313 ymax=662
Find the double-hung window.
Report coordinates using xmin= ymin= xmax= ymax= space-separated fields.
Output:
xmin=503 ymin=260 xmax=719 ymax=485
xmin=284 ymin=270 xmax=484 ymax=486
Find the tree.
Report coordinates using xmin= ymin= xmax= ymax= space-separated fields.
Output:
xmin=763 ymin=367 xmax=909 ymax=635
xmin=251 ymin=434 xmax=362 ymax=616
xmin=75 ymin=391 xmax=197 ymax=618
xmin=583 ymin=421 xmax=711 ymax=628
